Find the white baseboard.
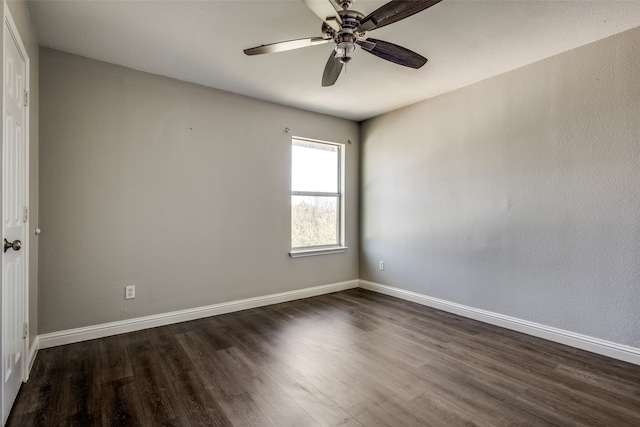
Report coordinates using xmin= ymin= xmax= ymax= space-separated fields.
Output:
xmin=359 ymin=280 xmax=640 ymax=366
xmin=36 ymin=278 xmax=640 ymax=367
xmin=39 ymin=280 xmax=358 ymax=349
xmin=26 ymin=336 xmax=39 ymax=380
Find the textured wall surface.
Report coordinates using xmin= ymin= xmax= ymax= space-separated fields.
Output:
xmin=360 ymin=26 xmax=640 ymax=347
xmin=5 ymin=0 xmax=39 ymax=346
xmin=39 ymin=49 xmax=359 ymax=333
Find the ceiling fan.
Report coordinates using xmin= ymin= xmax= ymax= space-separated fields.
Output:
xmin=244 ymin=0 xmax=443 ymax=87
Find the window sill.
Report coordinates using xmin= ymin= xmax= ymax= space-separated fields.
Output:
xmin=289 ymin=246 xmax=348 ymax=258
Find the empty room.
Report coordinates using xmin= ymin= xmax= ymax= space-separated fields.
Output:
xmin=1 ymin=0 xmax=639 ymax=425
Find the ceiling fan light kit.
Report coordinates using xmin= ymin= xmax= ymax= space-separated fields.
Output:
xmin=244 ymin=0 xmax=443 ymax=86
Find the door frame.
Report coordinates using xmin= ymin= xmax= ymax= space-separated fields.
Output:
xmin=1 ymin=3 xmax=30 ymax=421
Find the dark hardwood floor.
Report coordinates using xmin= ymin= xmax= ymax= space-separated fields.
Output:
xmin=8 ymin=288 xmax=640 ymax=426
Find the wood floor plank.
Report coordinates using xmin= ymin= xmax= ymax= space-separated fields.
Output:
xmin=217 ymin=347 xmax=321 ymax=427
xmin=7 ymin=288 xmax=640 ymax=426
xmin=261 ymin=361 xmax=358 ymax=426
xmin=101 ymin=377 xmax=149 ymax=427
xmin=128 ymin=337 xmax=183 ymax=423
xmin=176 ymin=331 xmax=271 ymax=427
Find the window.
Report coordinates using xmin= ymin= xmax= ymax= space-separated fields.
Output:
xmin=290 ymin=137 xmax=346 ymax=257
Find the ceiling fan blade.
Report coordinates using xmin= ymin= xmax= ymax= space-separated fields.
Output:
xmin=357 ymin=0 xmax=443 ymax=32
xmin=356 ymin=39 xmax=376 ymax=51
xmin=322 ymin=51 xmax=343 ymax=87
xmin=244 ymin=37 xmax=331 ymax=55
xmin=358 ymin=38 xmax=427 ymax=69
xmin=302 ymin=0 xmax=342 ymax=31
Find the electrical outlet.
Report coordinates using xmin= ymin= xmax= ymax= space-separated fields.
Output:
xmin=379 ymin=261 xmax=384 ymax=271
xmin=125 ymin=285 xmax=135 ymax=299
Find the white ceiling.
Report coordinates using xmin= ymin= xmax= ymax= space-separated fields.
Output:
xmin=27 ymin=0 xmax=640 ymax=122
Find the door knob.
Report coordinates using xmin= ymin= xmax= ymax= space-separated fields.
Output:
xmin=3 ymin=238 xmax=21 ymax=253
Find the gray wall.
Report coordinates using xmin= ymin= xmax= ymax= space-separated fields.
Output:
xmin=39 ymin=48 xmax=359 ymax=334
xmin=360 ymin=26 xmax=640 ymax=348
xmin=5 ymin=0 xmax=39 ymax=346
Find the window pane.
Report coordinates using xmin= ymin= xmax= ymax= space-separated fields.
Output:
xmin=292 ymin=140 xmax=338 ymax=193
xmin=291 ymin=195 xmax=338 ymax=248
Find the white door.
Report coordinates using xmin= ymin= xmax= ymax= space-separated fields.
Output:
xmin=2 ymin=9 xmax=29 ymax=425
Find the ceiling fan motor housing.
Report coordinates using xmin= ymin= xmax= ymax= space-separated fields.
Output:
xmin=334 ymin=9 xmax=364 ymax=55
xmin=338 ymin=9 xmax=364 ymax=31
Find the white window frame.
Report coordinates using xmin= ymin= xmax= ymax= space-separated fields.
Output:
xmin=290 ymin=137 xmax=347 ymax=258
